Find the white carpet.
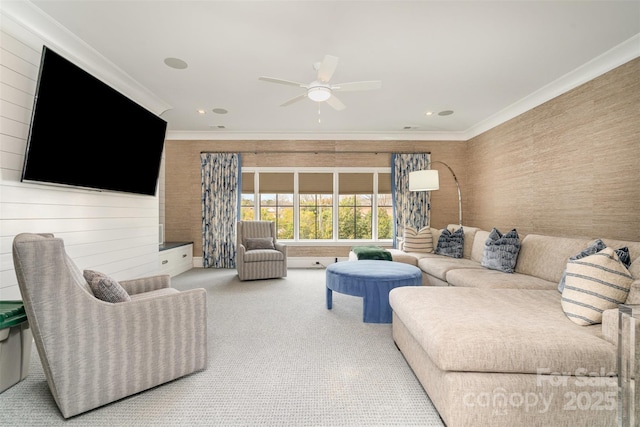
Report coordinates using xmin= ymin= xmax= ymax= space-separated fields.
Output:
xmin=0 ymin=268 xmax=444 ymax=426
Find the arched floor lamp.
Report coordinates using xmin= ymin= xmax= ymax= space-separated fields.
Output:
xmin=408 ymin=161 xmax=462 ymax=226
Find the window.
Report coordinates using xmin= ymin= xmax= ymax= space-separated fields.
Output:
xmin=259 ymin=173 xmax=294 ymax=239
xmin=299 ymin=173 xmax=333 ymax=240
xmin=338 ymin=173 xmax=373 ymax=239
xmin=241 ymin=168 xmax=391 ymax=242
xmin=241 ymin=172 xmax=255 ymax=220
xmin=377 ymin=173 xmax=393 ymax=240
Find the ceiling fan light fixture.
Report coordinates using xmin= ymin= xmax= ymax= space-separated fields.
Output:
xmin=307 ymin=86 xmax=331 ymax=102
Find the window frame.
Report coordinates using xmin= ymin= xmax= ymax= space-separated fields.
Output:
xmin=241 ymin=167 xmax=392 ymax=245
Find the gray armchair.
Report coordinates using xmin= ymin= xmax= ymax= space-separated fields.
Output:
xmin=236 ymin=221 xmax=287 ymax=281
xmin=11 ymin=233 xmax=207 ymax=418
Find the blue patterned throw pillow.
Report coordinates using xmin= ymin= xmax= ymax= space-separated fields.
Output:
xmin=435 ymin=227 xmax=464 ymax=258
xmin=481 ymin=228 xmax=521 ymax=273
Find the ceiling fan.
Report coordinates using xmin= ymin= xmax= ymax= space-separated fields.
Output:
xmin=258 ymin=55 xmax=381 ymax=111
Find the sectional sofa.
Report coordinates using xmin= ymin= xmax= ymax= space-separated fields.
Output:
xmin=385 ymin=225 xmax=640 ymax=427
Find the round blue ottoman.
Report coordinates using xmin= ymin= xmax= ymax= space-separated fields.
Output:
xmin=326 ymin=260 xmax=422 ymax=323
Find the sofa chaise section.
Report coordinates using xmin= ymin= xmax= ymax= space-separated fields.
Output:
xmin=390 ymin=286 xmax=619 ymax=427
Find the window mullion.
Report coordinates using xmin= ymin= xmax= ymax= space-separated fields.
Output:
xmin=372 ymin=172 xmax=378 ymax=240
xmin=293 ymin=171 xmax=299 ymax=241
xmin=333 ymin=172 xmax=339 ymax=241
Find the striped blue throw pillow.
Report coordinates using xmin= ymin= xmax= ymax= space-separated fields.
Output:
xmin=561 ymin=247 xmax=633 ymax=325
xmin=557 ymin=240 xmax=632 ymax=293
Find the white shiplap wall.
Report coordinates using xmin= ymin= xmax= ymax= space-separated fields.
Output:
xmin=0 ymin=4 xmax=170 ymax=300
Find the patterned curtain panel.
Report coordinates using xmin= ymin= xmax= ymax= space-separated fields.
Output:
xmin=391 ymin=153 xmax=431 ymax=248
xmin=201 ymin=153 xmax=241 ymax=268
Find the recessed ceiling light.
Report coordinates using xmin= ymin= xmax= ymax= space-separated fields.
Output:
xmin=438 ymin=110 xmax=454 ymax=116
xmin=197 ymin=109 xmax=206 ymax=115
xmin=164 ymin=57 xmax=188 ymax=69
xmin=425 ymin=111 xmax=433 ymax=116
xmin=212 ymin=108 xmax=228 ymax=114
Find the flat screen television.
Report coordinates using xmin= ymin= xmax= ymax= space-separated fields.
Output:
xmin=21 ymin=46 xmax=167 ymax=196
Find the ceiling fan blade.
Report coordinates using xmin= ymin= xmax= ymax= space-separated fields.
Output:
xmin=332 ymin=80 xmax=382 ymax=92
xmin=325 ymin=94 xmax=346 ymax=111
xmin=280 ymin=93 xmax=307 ymax=107
xmin=259 ymin=76 xmax=305 ymax=87
xmin=317 ymin=55 xmax=339 ymax=83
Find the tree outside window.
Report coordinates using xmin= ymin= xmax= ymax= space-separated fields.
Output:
xmin=300 ymin=194 xmax=333 ymax=239
xmin=258 ymin=173 xmax=294 ymax=240
xmin=338 ymin=194 xmax=372 ymax=239
xmin=260 ymin=193 xmax=294 ymax=239
xmin=241 ymin=172 xmax=255 ymax=220
xmin=338 ymin=173 xmax=373 ymax=239
xmin=377 ymin=193 xmax=393 ymax=239
xmin=299 ymin=172 xmax=333 ymax=240
xmin=377 ymin=172 xmax=393 ymax=240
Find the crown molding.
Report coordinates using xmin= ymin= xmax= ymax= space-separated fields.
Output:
xmin=464 ymin=33 xmax=640 ymax=140
xmin=0 ymin=0 xmax=172 ymax=116
xmin=164 ymin=130 xmax=467 ymax=141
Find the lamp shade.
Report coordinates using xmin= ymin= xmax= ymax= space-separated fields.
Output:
xmin=409 ymin=170 xmax=439 ymax=191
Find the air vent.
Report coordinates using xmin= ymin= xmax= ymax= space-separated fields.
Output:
xmin=208 ymin=125 xmax=226 ymax=129
xmin=403 ymin=125 xmax=419 ymax=130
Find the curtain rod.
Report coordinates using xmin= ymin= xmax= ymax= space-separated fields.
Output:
xmin=200 ymin=150 xmax=431 ymax=155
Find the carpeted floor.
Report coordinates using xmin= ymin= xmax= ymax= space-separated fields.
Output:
xmin=0 ymin=267 xmax=444 ymax=426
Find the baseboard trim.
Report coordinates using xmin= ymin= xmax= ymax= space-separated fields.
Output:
xmin=192 ymin=256 xmax=347 ymax=269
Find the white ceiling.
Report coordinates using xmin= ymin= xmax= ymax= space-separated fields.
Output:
xmin=19 ymin=1 xmax=640 ymax=139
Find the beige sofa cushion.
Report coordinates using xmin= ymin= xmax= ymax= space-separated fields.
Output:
xmin=386 ymin=248 xmax=435 ymax=266
xmin=445 ymin=268 xmax=557 ymax=290
xmin=515 ymin=234 xmax=592 ymax=283
xmin=417 ymin=256 xmax=483 ymax=281
xmin=627 ymin=280 xmax=640 ymax=304
xmin=630 ymin=258 xmax=640 ymax=280
xmin=601 ymin=309 xmax=619 ymax=346
xmin=470 ymin=230 xmax=490 ymax=263
xmin=600 ymin=238 xmax=640 ymax=264
xmin=389 ymin=287 xmax=615 ymax=375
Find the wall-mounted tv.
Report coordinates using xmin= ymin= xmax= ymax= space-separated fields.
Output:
xmin=21 ymin=46 xmax=167 ymax=196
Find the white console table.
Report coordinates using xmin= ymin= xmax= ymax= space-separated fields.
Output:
xmin=159 ymin=242 xmax=193 ymax=277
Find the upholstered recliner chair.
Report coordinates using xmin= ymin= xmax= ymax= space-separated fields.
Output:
xmin=12 ymin=233 xmax=208 ymax=418
xmin=236 ymin=221 xmax=287 ymax=281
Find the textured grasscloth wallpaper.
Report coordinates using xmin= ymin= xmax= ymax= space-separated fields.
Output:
xmin=465 ymin=58 xmax=639 ymax=242
xmin=165 ymin=58 xmax=639 ymax=257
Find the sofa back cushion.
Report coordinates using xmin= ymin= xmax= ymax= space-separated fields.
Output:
xmin=471 ymin=230 xmax=490 ymax=263
xmin=600 ymin=238 xmax=640 ymax=266
xmin=515 ymin=234 xmax=592 ymax=283
xmin=626 ymin=280 xmax=640 ymax=304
